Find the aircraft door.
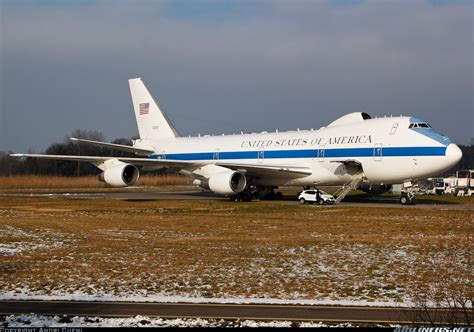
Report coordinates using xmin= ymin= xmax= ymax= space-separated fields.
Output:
xmin=156 ymin=151 xmax=166 ymax=160
xmin=373 ymin=143 xmax=382 ymax=161
xmin=390 ymin=123 xmax=399 ymax=135
xmin=258 ymin=150 xmax=264 ymax=163
xmin=317 ymin=145 xmax=325 ymax=162
xmin=213 ymin=149 xmax=219 ymax=161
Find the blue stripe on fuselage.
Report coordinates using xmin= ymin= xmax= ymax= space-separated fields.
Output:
xmin=148 ymin=146 xmax=446 ymax=161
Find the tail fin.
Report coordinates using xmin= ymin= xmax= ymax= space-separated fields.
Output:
xmin=129 ymin=78 xmax=179 ymax=140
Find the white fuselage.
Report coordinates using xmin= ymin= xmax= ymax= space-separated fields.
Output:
xmin=13 ymin=79 xmax=462 ymax=196
xmin=138 ymin=116 xmax=461 ymax=187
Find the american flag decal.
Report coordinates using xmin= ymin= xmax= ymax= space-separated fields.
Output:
xmin=139 ymin=103 xmax=150 ymax=115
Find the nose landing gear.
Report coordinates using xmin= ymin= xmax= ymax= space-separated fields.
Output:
xmin=400 ymin=192 xmax=416 ymax=205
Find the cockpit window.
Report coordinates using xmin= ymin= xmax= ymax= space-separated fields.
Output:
xmin=409 ymin=123 xmax=431 ymax=129
xmin=409 ymin=118 xmax=451 ymax=144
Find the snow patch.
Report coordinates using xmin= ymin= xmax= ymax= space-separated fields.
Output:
xmin=2 ymin=314 xmax=364 ymax=328
xmin=0 ymin=291 xmax=407 ymax=307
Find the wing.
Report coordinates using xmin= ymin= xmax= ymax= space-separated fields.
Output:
xmin=10 ymin=153 xmax=199 ymax=169
xmin=11 ymin=153 xmax=312 ymax=178
xmin=216 ymin=161 xmax=312 ymax=178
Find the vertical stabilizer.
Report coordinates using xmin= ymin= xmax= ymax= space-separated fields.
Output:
xmin=129 ymin=78 xmax=179 ymax=140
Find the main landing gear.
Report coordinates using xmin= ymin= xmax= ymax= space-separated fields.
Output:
xmin=229 ymin=186 xmax=283 ymax=202
xmin=400 ymin=192 xmax=416 ymax=205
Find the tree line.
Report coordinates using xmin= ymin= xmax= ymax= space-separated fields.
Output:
xmin=0 ymin=130 xmax=138 ymax=176
xmin=0 ymin=129 xmax=473 ymax=177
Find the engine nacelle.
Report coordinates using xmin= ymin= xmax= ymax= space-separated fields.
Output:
xmin=359 ymin=183 xmax=392 ymax=195
xmin=208 ymin=171 xmax=246 ymax=195
xmin=98 ymin=163 xmax=139 ymax=187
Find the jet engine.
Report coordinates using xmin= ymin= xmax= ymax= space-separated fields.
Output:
xmin=207 ymin=170 xmax=247 ymax=195
xmin=359 ymin=183 xmax=392 ymax=195
xmin=98 ymin=163 xmax=139 ymax=187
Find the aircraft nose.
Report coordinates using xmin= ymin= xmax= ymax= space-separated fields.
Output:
xmin=445 ymin=143 xmax=462 ymax=167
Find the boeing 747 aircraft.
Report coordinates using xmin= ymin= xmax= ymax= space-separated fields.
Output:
xmin=12 ymin=78 xmax=463 ymax=205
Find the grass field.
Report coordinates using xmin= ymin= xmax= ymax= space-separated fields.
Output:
xmin=2 ymin=175 xmax=473 ymax=205
xmin=0 ymin=196 xmax=472 ymax=306
xmin=345 ymin=190 xmax=474 ymax=204
xmin=0 ymin=175 xmax=192 ymax=190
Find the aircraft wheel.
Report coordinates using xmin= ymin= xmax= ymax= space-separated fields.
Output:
xmin=230 ymin=195 xmax=243 ymax=202
xmin=299 ymin=198 xmax=306 ymax=205
xmin=400 ymin=194 xmax=409 ymax=205
xmin=275 ymin=192 xmax=283 ymax=200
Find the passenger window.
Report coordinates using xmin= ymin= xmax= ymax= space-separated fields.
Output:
xmin=307 ymin=191 xmax=315 ymax=195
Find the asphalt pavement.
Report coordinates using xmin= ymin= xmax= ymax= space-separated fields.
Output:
xmin=0 ymin=300 xmax=471 ymax=325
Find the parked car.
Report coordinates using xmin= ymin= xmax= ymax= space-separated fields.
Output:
xmin=298 ymin=189 xmax=336 ymax=205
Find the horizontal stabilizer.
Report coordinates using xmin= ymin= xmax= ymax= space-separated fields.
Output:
xmin=70 ymin=138 xmax=154 ymax=155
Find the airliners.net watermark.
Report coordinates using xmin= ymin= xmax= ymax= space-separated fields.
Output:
xmin=394 ymin=328 xmax=472 ymax=332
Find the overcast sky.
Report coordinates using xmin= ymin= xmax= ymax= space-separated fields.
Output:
xmin=1 ymin=0 xmax=473 ymax=152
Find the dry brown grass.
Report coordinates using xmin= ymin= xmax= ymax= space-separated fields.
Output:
xmin=0 ymin=175 xmax=191 ymax=190
xmin=138 ymin=174 xmax=192 ymax=187
xmin=0 ymin=196 xmax=472 ymax=305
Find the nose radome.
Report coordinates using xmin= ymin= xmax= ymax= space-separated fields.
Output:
xmin=445 ymin=143 xmax=462 ymax=167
